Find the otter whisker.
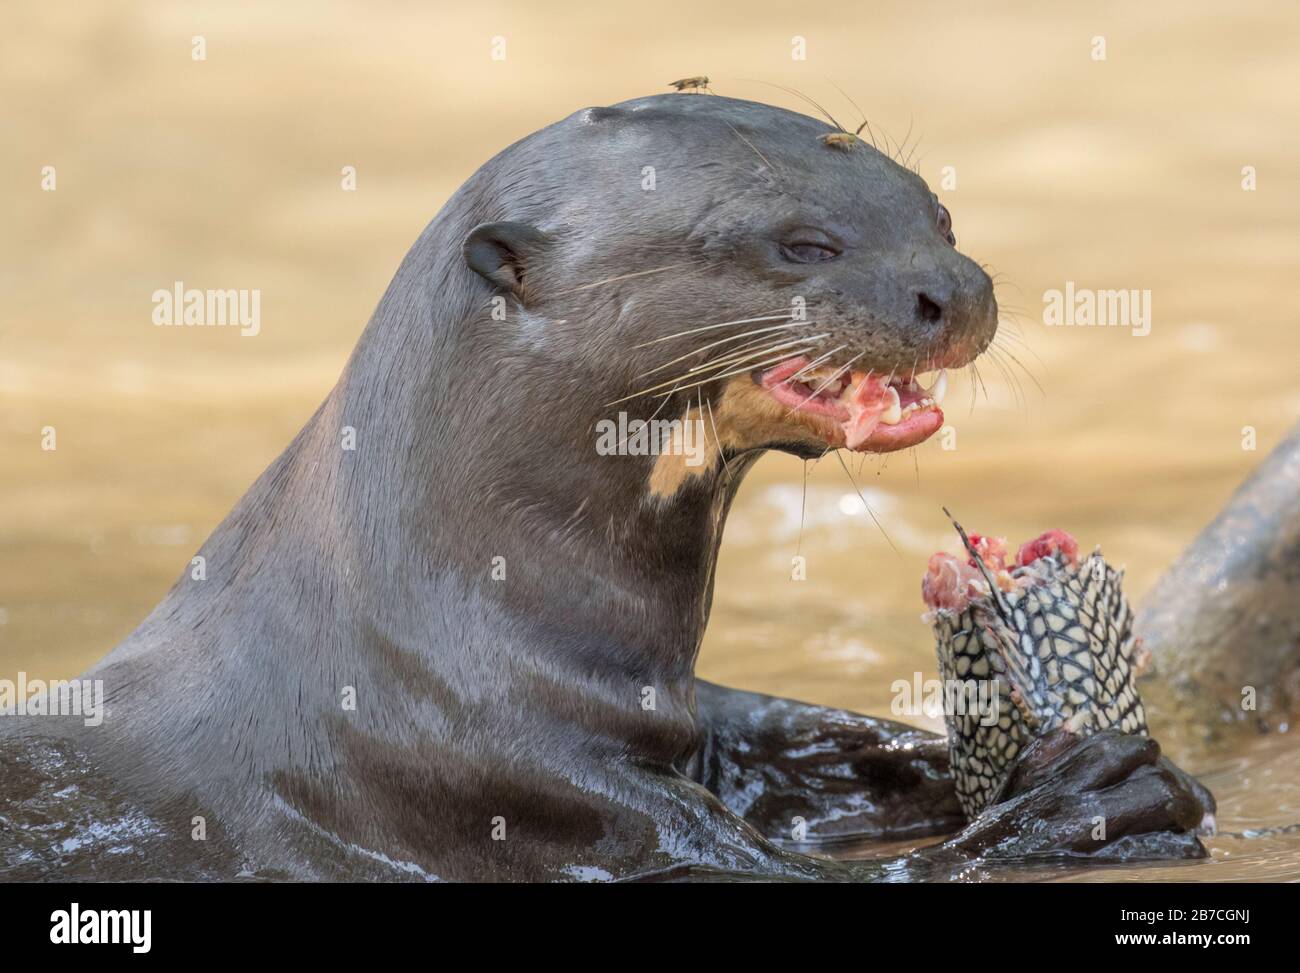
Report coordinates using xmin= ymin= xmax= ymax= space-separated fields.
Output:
xmin=789 ymin=344 xmax=847 ymax=382
xmin=995 ymin=330 xmax=1033 ymax=354
xmin=698 ymin=331 xmax=824 ymax=368
xmin=906 ymin=146 xmax=929 ymax=176
xmin=858 ymin=115 xmax=884 ymax=151
xmin=739 ymin=79 xmax=847 ymax=131
xmin=688 ymin=333 xmax=818 ymax=376
xmin=984 ymin=346 xmax=1024 ymax=409
xmin=969 ymin=360 xmax=989 ymax=403
xmin=632 ymin=310 xmax=795 ymax=349
xmin=993 ymin=324 xmax=1044 ymax=363
xmin=612 ymin=373 xmax=686 ymax=450
xmin=1003 ymin=355 xmax=1046 ymax=396
xmin=827 ymin=80 xmax=873 ymax=143
xmin=795 ymin=459 xmax=809 ymax=559
xmin=898 ymin=115 xmax=916 ymax=167
xmin=981 ymin=264 xmax=1027 ymax=301
xmin=664 ymin=337 xmax=825 ymax=391
xmin=992 ymin=344 xmax=1044 ymax=396
xmin=833 ymin=449 xmax=900 ymax=556
xmin=992 ymin=324 xmax=1032 ymax=349
xmin=812 ymin=353 xmax=864 ymax=392
xmin=607 ymin=338 xmax=816 ymax=405
xmin=550 ymin=262 xmax=695 ymax=297
xmin=691 ymin=334 xmax=829 ymax=373
xmin=782 ymin=353 xmax=863 ymax=419
xmin=990 ymin=332 xmax=1046 ymax=394
xmin=701 ymin=389 xmax=733 ymax=483
xmin=995 ymin=310 xmax=1030 ymax=330
xmin=645 ymin=348 xmax=818 ymax=401
xmin=827 ymin=80 xmax=891 ymax=155
xmin=689 ymin=330 xmax=813 ymax=371
xmin=989 ymin=345 xmax=1038 ymax=409
xmin=724 ymin=121 xmax=777 ymax=173
xmin=636 ymin=321 xmax=815 ymax=378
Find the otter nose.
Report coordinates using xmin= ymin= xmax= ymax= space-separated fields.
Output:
xmin=914 ymin=269 xmax=995 ymax=332
xmin=915 ymin=291 xmax=944 ymax=324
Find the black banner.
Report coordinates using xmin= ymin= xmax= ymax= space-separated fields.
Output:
xmin=0 ymin=881 xmax=1275 ymax=958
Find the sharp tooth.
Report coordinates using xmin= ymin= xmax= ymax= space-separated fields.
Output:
xmin=928 ymin=368 xmax=948 ymax=406
xmin=880 ymin=386 xmax=902 ymax=424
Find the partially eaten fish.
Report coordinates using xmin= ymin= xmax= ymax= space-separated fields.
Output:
xmin=921 ymin=515 xmax=1152 ymax=818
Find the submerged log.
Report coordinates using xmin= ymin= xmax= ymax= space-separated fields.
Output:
xmin=1138 ymin=423 xmax=1300 ymax=751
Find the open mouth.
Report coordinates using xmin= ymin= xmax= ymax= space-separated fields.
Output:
xmin=756 ymin=358 xmax=949 ymax=452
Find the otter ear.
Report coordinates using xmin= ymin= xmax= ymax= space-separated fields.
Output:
xmin=463 ymin=221 xmax=552 ymax=295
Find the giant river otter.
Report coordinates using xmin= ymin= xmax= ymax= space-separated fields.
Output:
xmin=1 ymin=94 xmax=1216 ymax=881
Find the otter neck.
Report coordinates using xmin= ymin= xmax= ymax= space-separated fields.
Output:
xmin=313 ymin=252 xmax=759 ymax=692
xmin=331 ymin=384 xmax=756 ymax=690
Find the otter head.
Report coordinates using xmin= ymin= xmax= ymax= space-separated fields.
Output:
xmin=459 ymin=94 xmax=997 ymax=501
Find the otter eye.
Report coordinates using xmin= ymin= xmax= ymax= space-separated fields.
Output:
xmin=779 ymin=234 xmax=841 ymax=264
xmin=936 ymin=204 xmax=956 ymax=246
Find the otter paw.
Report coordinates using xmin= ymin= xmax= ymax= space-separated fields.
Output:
xmin=943 ymin=728 xmax=1214 ymax=861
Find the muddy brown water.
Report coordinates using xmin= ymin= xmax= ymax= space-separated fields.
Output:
xmin=2 ymin=0 xmax=1298 ymax=880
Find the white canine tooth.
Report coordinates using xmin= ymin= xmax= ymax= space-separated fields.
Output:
xmin=880 ymin=386 xmax=902 ymax=424
xmin=928 ymin=368 xmax=948 ymax=406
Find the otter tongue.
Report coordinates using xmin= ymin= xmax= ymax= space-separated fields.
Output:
xmin=842 ymin=372 xmax=897 ymax=450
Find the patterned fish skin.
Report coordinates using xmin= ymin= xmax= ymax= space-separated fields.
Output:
xmin=930 ymin=549 xmax=1149 ymax=819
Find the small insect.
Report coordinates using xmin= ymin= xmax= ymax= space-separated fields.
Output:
xmin=818 ymin=131 xmax=862 ymax=150
xmin=668 ymin=76 xmax=710 ymax=94
xmin=818 ymin=119 xmax=873 ymax=151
